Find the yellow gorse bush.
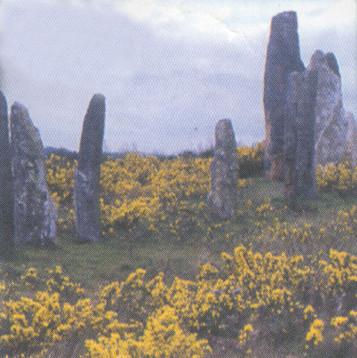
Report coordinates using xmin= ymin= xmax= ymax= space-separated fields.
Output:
xmin=316 ymin=161 xmax=357 ymax=194
xmin=46 ymin=146 xmax=357 ymax=242
xmin=237 ymin=141 xmax=264 ymax=178
xmin=0 ymin=268 xmax=121 ymax=356
xmin=305 ymin=318 xmax=324 ymax=350
xmin=1 ymin=245 xmax=357 ymax=357
xmin=85 ymin=305 xmax=211 ymax=358
xmin=252 ymin=205 xmax=357 ymax=253
xmin=46 ymin=146 xmax=357 ymax=235
xmin=45 ymin=149 xmax=253 ymax=239
xmin=330 ymin=310 xmax=357 ymax=345
xmin=3 ymin=145 xmax=349 ymax=356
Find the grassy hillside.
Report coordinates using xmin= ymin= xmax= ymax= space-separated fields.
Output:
xmin=1 ymin=145 xmax=357 ymax=357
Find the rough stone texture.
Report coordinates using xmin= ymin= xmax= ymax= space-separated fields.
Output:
xmin=74 ymin=94 xmax=105 ymax=243
xmin=10 ymin=102 xmax=57 ymax=245
xmin=343 ymin=112 xmax=357 ymax=166
xmin=284 ymin=70 xmax=318 ymax=206
xmin=263 ymin=11 xmax=305 ymax=180
xmin=0 ymin=91 xmax=14 ymax=250
xmin=309 ymin=50 xmax=350 ymax=166
xmin=207 ymin=119 xmax=239 ymax=220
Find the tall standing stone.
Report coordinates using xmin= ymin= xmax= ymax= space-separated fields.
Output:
xmin=207 ymin=119 xmax=239 ymax=220
xmin=0 ymin=92 xmax=14 ymax=250
xmin=10 ymin=103 xmax=57 ymax=245
xmin=284 ymin=70 xmax=318 ymax=206
xmin=344 ymin=112 xmax=357 ymax=166
xmin=74 ymin=94 xmax=105 ymax=243
xmin=263 ymin=11 xmax=305 ymax=180
xmin=308 ymin=50 xmax=355 ymax=166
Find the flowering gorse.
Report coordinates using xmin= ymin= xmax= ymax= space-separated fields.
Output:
xmin=1 ymin=245 xmax=357 ymax=357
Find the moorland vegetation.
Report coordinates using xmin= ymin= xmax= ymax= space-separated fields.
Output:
xmin=1 ymin=142 xmax=357 ymax=357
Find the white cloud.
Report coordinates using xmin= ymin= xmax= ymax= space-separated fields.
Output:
xmin=114 ymin=0 xmax=356 ymax=38
xmin=119 ymin=0 xmax=184 ymax=23
xmin=115 ymin=0 xmax=244 ymax=42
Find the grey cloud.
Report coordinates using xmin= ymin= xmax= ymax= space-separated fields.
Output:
xmin=1 ymin=0 xmax=355 ymax=154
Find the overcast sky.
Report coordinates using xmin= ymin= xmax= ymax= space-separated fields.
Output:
xmin=1 ymin=0 xmax=356 ymax=153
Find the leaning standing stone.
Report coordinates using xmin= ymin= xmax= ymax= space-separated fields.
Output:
xmin=10 ymin=102 xmax=57 ymax=245
xmin=207 ymin=119 xmax=239 ymax=220
xmin=0 ymin=91 xmax=14 ymax=250
xmin=284 ymin=70 xmax=318 ymax=206
xmin=263 ymin=11 xmax=305 ymax=180
xmin=74 ymin=94 xmax=105 ymax=243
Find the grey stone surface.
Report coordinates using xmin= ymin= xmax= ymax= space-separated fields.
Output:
xmin=284 ymin=70 xmax=318 ymax=206
xmin=207 ymin=119 xmax=239 ymax=220
xmin=74 ymin=94 xmax=105 ymax=242
xmin=263 ymin=11 xmax=305 ymax=180
xmin=309 ymin=50 xmax=349 ymax=166
xmin=0 ymin=91 xmax=14 ymax=250
xmin=343 ymin=112 xmax=357 ymax=165
xmin=10 ymin=102 xmax=57 ymax=245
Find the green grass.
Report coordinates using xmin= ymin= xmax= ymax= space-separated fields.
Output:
xmin=1 ymin=239 xmax=209 ymax=290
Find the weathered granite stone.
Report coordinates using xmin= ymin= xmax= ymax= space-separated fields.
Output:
xmin=309 ymin=50 xmax=349 ymax=166
xmin=343 ymin=112 xmax=357 ymax=165
xmin=207 ymin=119 xmax=239 ymax=220
xmin=0 ymin=91 xmax=14 ymax=250
xmin=325 ymin=52 xmax=340 ymax=78
xmin=263 ymin=11 xmax=305 ymax=180
xmin=10 ymin=102 xmax=57 ymax=245
xmin=74 ymin=94 xmax=105 ymax=243
xmin=284 ymin=70 xmax=318 ymax=206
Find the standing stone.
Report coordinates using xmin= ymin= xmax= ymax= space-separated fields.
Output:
xmin=0 ymin=92 xmax=14 ymax=250
xmin=284 ymin=70 xmax=318 ymax=206
xmin=207 ymin=119 xmax=239 ymax=220
xmin=263 ymin=11 xmax=305 ymax=180
xmin=309 ymin=50 xmax=353 ymax=166
xmin=74 ymin=94 xmax=105 ymax=243
xmin=10 ymin=103 xmax=57 ymax=245
xmin=343 ymin=112 xmax=357 ymax=165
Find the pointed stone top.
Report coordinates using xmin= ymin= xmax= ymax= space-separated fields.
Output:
xmin=270 ymin=11 xmax=300 ymax=48
xmin=215 ymin=119 xmax=236 ymax=150
xmin=272 ymin=11 xmax=297 ymax=21
xmin=309 ymin=50 xmax=340 ymax=78
xmin=84 ymin=94 xmax=105 ymax=126
xmin=11 ymin=102 xmax=29 ymax=118
xmin=216 ymin=118 xmax=233 ymax=129
xmin=309 ymin=50 xmax=325 ymax=67
xmin=10 ymin=102 xmax=44 ymax=158
xmin=92 ymin=93 xmax=105 ymax=102
xmin=89 ymin=94 xmax=106 ymax=111
xmin=83 ymin=94 xmax=105 ymax=122
xmin=271 ymin=11 xmax=298 ymax=31
xmin=78 ymin=94 xmax=106 ymax=167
